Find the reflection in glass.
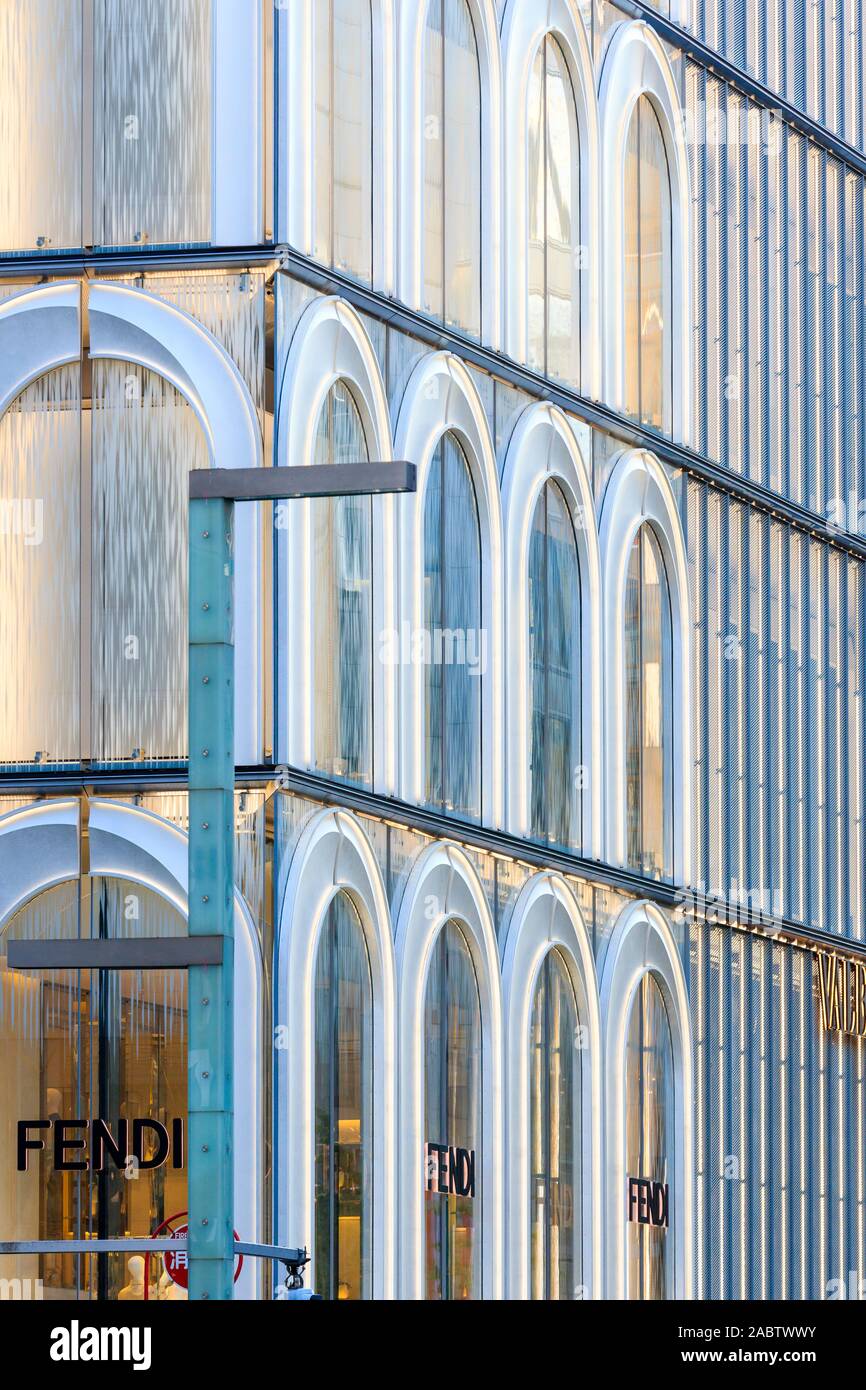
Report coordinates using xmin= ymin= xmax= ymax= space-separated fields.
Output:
xmin=625 ymin=524 xmax=673 ymax=880
xmin=424 ymin=920 xmax=481 ymax=1300
xmin=423 ymin=432 xmax=482 ymax=821
xmin=313 ymin=891 xmax=373 ymax=1301
xmin=624 ymin=96 xmax=672 ymax=430
xmin=312 ymin=381 xmax=373 ymax=785
xmin=529 ymin=949 xmax=581 ymax=1299
xmin=529 ymin=481 xmax=581 ymax=848
xmin=0 ymin=878 xmax=188 ymax=1300
xmin=527 ymin=35 xmax=580 ymax=383
xmin=315 ymin=0 xmax=373 ymax=283
xmin=625 ymin=972 xmax=674 ymax=1300
xmin=423 ymin=0 xmax=481 ymax=335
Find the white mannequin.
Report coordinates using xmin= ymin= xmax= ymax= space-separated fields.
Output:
xmin=118 ymin=1255 xmax=145 ymax=1301
xmin=158 ymin=1266 xmax=188 ymax=1301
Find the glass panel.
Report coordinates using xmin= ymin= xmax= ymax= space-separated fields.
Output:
xmin=423 ymin=433 xmax=482 ymax=820
xmin=93 ymin=0 xmax=212 ymax=248
xmin=91 ymin=360 xmax=207 ymax=765
xmin=0 ymin=0 xmax=82 ymax=252
xmin=333 ymin=0 xmax=373 ymax=282
xmin=527 ymin=43 xmax=546 ymax=373
xmin=314 ymin=0 xmax=333 ymax=267
xmin=443 ymin=0 xmax=481 ymax=336
xmin=545 ymin=37 xmax=579 ymax=384
xmin=638 ymin=97 xmax=671 ymax=430
xmin=624 ymin=102 xmax=642 ymax=421
xmin=424 ymin=920 xmax=481 ymax=1300
xmin=311 ymin=382 xmax=373 ymax=784
xmin=529 ymin=482 xmax=581 ymax=848
xmin=625 ymin=973 xmax=675 ymax=1300
xmin=0 ymin=878 xmax=188 ymax=1300
xmin=422 ymin=1 xmax=444 ymax=320
xmin=0 ymin=366 xmax=81 ymax=765
xmin=625 ymin=525 xmax=673 ymax=879
xmin=313 ymin=891 xmax=373 ymax=1301
xmin=529 ymin=949 xmax=580 ymax=1299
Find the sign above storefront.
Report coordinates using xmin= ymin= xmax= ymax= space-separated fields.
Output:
xmin=16 ymin=1118 xmax=185 ymax=1172
xmin=627 ymin=1176 xmax=669 ymax=1229
xmin=814 ymin=948 xmax=866 ymax=1040
xmin=425 ymin=1142 xmax=476 ymax=1199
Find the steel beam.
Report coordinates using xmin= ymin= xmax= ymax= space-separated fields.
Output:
xmin=7 ymin=937 xmax=223 ymax=969
xmin=189 ymin=461 xmax=416 ymax=502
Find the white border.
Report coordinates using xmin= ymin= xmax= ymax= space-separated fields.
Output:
xmin=394 ymin=839 xmax=503 ymax=1298
xmin=275 ymin=806 xmax=397 ymax=1299
xmin=500 ymin=870 xmax=602 ymax=1299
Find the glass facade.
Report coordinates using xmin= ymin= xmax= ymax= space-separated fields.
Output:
xmin=313 ymin=891 xmax=372 ymax=1301
xmin=624 ymin=95 xmax=672 ymax=431
xmin=424 ymin=920 xmax=482 ymax=1301
xmin=625 ymin=523 xmax=674 ymax=881
xmin=314 ymin=0 xmax=373 ymax=283
xmin=423 ymin=431 xmax=482 ymax=821
xmin=529 ymin=948 xmax=581 ymax=1299
xmin=625 ymin=972 xmax=674 ymax=1301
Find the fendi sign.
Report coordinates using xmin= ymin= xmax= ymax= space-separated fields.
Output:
xmin=814 ymin=948 xmax=866 ymax=1040
xmin=17 ymin=1118 xmax=185 ymax=1172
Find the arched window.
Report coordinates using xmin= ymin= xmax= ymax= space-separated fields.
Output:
xmin=625 ymin=972 xmax=674 ymax=1300
xmin=313 ymin=890 xmax=373 ymax=1301
xmin=529 ymin=948 xmax=581 ymax=1299
xmin=625 ymin=523 xmax=673 ymax=879
xmin=527 ymin=34 xmax=580 ymax=384
xmin=314 ymin=0 xmax=373 ymax=283
xmin=424 ymin=919 xmax=482 ymax=1300
xmin=312 ymin=381 xmax=373 ymax=785
xmin=423 ymin=432 xmax=482 ymax=821
xmin=422 ymin=0 xmax=481 ymax=336
xmin=624 ymin=95 xmax=671 ymax=430
xmin=528 ymin=480 xmax=581 ymax=848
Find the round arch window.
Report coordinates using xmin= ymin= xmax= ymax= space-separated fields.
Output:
xmin=625 ymin=970 xmax=675 ymax=1299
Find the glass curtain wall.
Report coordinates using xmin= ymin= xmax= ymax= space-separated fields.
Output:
xmin=422 ymin=0 xmax=481 ymax=335
xmin=311 ymin=381 xmax=373 ymax=785
xmin=313 ymin=891 xmax=373 ymax=1301
xmin=423 ymin=432 xmax=482 ymax=821
xmin=314 ymin=0 xmax=373 ymax=283
xmin=624 ymin=95 xmax=672 ymax=431
xmin=625 ymin=523 xmax=674 ymax=880
xmin=528 ymin=480 xmax=581 ymax=848
xmin=529 ymin=948 xmax=581 ymax=1299
xmin=424 ymin=920 xmax=482 ymax=1300
xmin=527 ymin=34 xmax=580 ymax=384
xmin=625 ymin=972 xmax=675 ymax=1300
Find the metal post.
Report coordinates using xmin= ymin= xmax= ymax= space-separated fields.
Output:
xmin=188 ymin=497 xmax=236 ymax=1300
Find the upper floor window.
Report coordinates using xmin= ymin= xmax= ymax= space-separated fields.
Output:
xmin=529 ymin=947 xmax=581 ymax=1300
xmin=314 ymin=890 xmax=373 ymax=1301
xmin=424 ymin=919 xmax=482 ymax=1300
xmin=312 ymin=380 xmax=373 ymax=785
xmin=315 ymin=0 xmax=373 ymax=283
xmin=625 ymin=523 xmax=673 ymax=880
xmin=625 ymin=971 xmax=674 ymax=1300
xmin=528 ymin=480 xmax=581 ymax=848
xmin=423 ymin=431 xmax=482 ymax=821
xmin=624 ymin=95 xmax=671 ymax=430
xmin=422 ymin=0 xmax=481 ymax=336
xmin=527 ymin=34 xmax=580 ymax=384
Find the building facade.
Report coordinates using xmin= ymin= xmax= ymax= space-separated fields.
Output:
xmin=0 ymin=0 xmax=865 ymax=1301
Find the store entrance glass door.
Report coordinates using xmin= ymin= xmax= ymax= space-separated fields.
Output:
xmin=0 ymin=875 xmax=187 ymax=1300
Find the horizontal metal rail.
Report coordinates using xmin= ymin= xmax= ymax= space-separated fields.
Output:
xmin=7 ymin=937 xmax=223 ymax=970
xmin=189 ymin=461 xmax=415 ymax=502
xmin=0 ymin=1240 xmax=186 ymax=1255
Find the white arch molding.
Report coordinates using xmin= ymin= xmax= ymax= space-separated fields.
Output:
xmin=500 ymin=0 xmax=601 ymax=398
xmin=598 ymin=899 xmax=694 ymax=1300
xmin=393 ymin=350 xmax=504 ymax=825
xmin=499 ymin=871 xmax=602 ymax=1299
xmin=599 ymin=448 xmax=693 ymax=886
xmin=275 ymin=807 xmax=397 ymax=1299
xmin=500 ymin=402 xmax=602 ymax=855
xmin=0 ymin=798 xmax=264 ymax=1300
xmin=277 ymin=0 xmax=397 ymax=293
xmin=395 ymin=840 xmax=503 ymax=1299
xmin=396 ymin=0 xmax=503 ymax=347
xmin=598 ymin=20 xmax=692 ymax=444
xmin=0 ymin=279 xmax=264 ymax=763
xmin=274 ymin=294 xmax=397 ymax=791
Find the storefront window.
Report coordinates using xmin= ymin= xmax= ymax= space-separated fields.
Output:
xmin=313 ymin=891 xmax=372 ymax=1301
xmin=625 ymin=523 xmax=673 ymax=880
xmin=0 ymin=877 xmax=187 ymax=1300
xmin=529 ymin=948 xmax=581 ymax=1299
xmin=424 ymin=920 xmax=481 ymax=1300
xmin=312 ymin=380 xmax=373 ymax=785
xmin=625 ymin=972 xmax=675 ymax=1300
xmin=624 ymin=95 xmax=672 ymax=431
xmin=314 ymin=0 xmax=373 ymax=283
xmin=528 ymin=480 xmax=581 ymax=849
